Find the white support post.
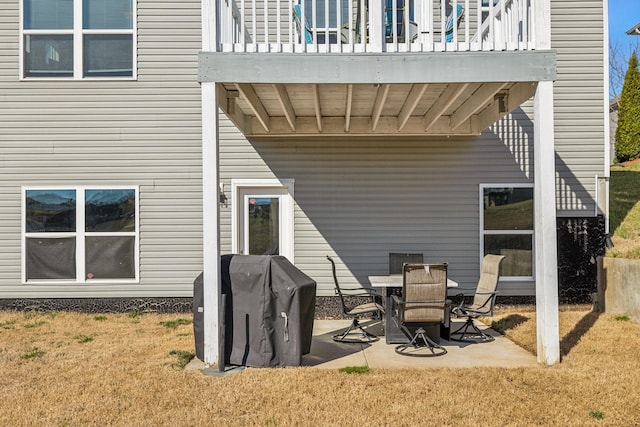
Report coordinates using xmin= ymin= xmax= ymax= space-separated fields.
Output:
xmin=202 ymin=82 xmax=221 ymax=367
xmin=533 ymin=80 xmax=560 ymax=366
xmin=202 ymin=0 xmax=221 ymax=367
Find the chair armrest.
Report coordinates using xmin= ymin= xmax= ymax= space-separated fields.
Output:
xmin=392 ymin=299 xmax=448 ymax=305
xmin=449 ymin=287 xmax=476 ymax=295
xmin=450 ymin=289 xmax=499 ymax=296
xmin=454 ymin=306 xmax=492 ymax=317
xmin=336 ymin=287 xmax=377 ymax=297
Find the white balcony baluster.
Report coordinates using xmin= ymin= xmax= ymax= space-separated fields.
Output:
xmin=216 ymin=0 xmax=535 ymax=54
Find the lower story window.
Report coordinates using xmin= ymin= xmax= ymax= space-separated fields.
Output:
xmin=480 ymin=184 xmax=534 ymax=279
xmin=23 ymin=186 xmax=139 ymax=283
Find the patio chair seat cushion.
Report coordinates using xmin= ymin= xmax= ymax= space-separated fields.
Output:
xmin=347 ymin=302 xmax=384 ymax=316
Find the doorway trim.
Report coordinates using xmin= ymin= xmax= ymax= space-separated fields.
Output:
xmin=231 ymin=178 xmax=295 ymax=262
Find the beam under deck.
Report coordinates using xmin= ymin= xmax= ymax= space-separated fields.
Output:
xmin=199 ymin=51 xmax=556 ymax=85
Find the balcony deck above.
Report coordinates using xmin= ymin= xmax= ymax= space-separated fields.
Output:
xmin=201 ymin=0 xmax=555 ymax=137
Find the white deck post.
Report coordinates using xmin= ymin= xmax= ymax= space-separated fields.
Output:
xmin=533 ymin=81 xmax=560 ymax=366
xmin=532 ymin=0 xmax=559 ymax=366
xmin=369 ymin=0 xmax=385 ymax=52
xmin=202 ymin=0 xmax=221 ymax=367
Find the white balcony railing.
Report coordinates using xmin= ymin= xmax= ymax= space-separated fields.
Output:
xmin=216 ymin=0 xmax=536 ymax=53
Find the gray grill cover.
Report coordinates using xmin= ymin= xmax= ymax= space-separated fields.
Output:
xmin=228 ymin=255 xmax=316 ymax=367
xmin=193 ymin=255 xmax=316 ymax=367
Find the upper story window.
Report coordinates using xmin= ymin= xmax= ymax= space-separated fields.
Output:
xmin=21 ymin=0 xmax=135 ymax=79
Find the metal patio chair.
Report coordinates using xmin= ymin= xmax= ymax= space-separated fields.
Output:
xmin=388 ymin=252 xmax=423 ymax=274
xmin=450 ymin=254 xmax=505 ymax=342
xmin=393 ymin=263 xmax=448 ymax=357
xmin=445 ymin=4 xmax=465 ymax=42
xmin=292 ymin=3 xmax=314 ymax=44
xmin=327 ymin=255 xmax=384 ymax=343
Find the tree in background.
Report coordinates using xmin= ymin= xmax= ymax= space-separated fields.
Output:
xmin=615 ymin=51 xmax=640 ymax=162
xmin=610 ymin=39 xmax=640 ymax=99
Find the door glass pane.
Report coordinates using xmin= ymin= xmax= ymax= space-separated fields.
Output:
xmin=24 ymin=0 xmax=73 ymax=29
xmin=26 ymin=237 xmax=76 ymax=279
xmin=85 ymin=189 xmax=135 ymax=232
xmin=85 ymin=236 xmax=135 ymax=279
xmin=25 ymin=189 xmax=76 ymax=232
xmin=303 ymin=0 xmax=349 ymax=28
xmin=24 ymin=35 xmax=74 ymax=77
xmin=83 ymin=35 xmax=133 ymax=77
xmin=83 ymin=0 xmax=132 ymax=29
xmin=484 ymin=235 xmax=533 ymax=277
xmin=483 ymin=187 xmax=533 ymax=230
xmin=248 ymin=197 xmax=279 ymax=255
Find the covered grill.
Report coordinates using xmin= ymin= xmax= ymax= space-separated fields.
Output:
xmin=194 ymin=255 xmax=316 ymax=367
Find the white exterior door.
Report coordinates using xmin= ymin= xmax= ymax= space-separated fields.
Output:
xmin=231 ymin=179 xmax=294 ymax=262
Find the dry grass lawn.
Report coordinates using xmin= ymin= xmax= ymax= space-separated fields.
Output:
xmin=608 ymin=158 xmax=640 ymax=259
xmin=1 ymin=307 xmax=639 ymax=426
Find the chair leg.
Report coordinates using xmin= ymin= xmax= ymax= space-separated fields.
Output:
xmin=450 ymin=317 xmax=495 ymax=343
xmin=332 ymin=318 xmax=379 ymax=343
xmin=395 ymin=327 xmax=447 ymax=357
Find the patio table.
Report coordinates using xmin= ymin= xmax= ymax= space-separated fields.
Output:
xmin=368 ymin=274 xmax=458 ymax=344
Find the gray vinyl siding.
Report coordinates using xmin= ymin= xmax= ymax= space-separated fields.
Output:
xmin=551 ymin=0 xmax=606 ymax=215
xmin=0 ymin=0 xmax=203 ymax=298
xmin=218 ymin=110 xmax=536 ymax=296
xmin=215 ymin=0 xmax=607 ymax=297
xmin=0 ymin=0 xmax=606 ymax=299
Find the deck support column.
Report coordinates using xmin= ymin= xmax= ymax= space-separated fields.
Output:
xmin=202 ymin=82 xmax=221 ymax=367
xmin=202 ymin=0 xmax=221 ymax=367
xmin=533 ymin=80 xmax=560 ymax=366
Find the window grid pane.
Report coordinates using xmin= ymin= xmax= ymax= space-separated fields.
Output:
xmin=26 ymin=237 xmax=76 ymax=280
xmin=24 ymin=0 xmax=73 ymax=29
xmin=83 ymin=35 xmax=133 ymax=77
xmin=83 ymin=0 xmax=133 ymax=29
xmin=24 ymin=35 xmax=74 ymax=78
xmin=484 ymin=235 xmax=533 ymax=277
xmin=85 ymin=189 xmax=136 ymax=232
xmin=85 ymin=236 xmax=135 ymax=279
xmin=25 ymin=189 xmax=76 ymax=232
xmin=483 ymin=187 xmax=533 ymax=230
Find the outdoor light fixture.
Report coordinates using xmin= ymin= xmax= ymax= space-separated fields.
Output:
xmin=495 ymin=92 xmax=508 ymax=114
xmin=219 ymin=183 xmax=227 ymax=207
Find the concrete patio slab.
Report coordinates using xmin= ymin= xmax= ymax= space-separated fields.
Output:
xmin=190 ymin=318 xmax=538 ymax=373
xmin=303 ymin=319 xmax=538 ymax=369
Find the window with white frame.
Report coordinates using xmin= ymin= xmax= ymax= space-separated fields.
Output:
xmin=21 ymin=0 xmax=135 ymax=79
xmin=480 ymin=184 xmax=534 ymax=279
xmin=23 ymin=187 xmax=139 ymax=282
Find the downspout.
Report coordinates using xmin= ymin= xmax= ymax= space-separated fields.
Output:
xmin=601 ymin=0 xmax=612 ymax=246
